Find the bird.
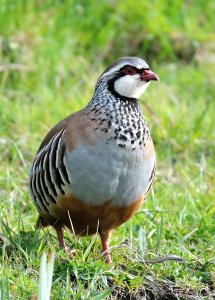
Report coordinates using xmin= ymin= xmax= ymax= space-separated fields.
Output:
xmin=29 ymin=57 xmax=159 ymax=263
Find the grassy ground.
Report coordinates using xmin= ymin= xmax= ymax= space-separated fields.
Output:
xmin=0 ymin=1 xmax=215 ymax=299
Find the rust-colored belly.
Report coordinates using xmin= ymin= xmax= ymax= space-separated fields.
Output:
xmin=39 ymin=192 xmax=145 ymax=235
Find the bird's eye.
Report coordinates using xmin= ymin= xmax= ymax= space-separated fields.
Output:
xmin=123 ymin=67 xmax=137 ymax=75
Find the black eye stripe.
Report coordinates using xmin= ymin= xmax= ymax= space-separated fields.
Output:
xmin=139 ymin=68 xmax=150 ymax=72
xmin=119 ymin=65 xmax=150 ymax=73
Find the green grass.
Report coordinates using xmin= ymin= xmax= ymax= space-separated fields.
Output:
xmin=0 ymin=0 xmax=215 ymax=299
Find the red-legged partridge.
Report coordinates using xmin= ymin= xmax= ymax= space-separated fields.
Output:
xmin=29 ymin=57 xmax=159 ymax=263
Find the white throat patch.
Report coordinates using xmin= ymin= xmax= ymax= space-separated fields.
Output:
xmin=114 ymin=75 xmax=150 ymax=98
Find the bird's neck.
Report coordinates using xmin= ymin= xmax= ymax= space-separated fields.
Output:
xmin=87 ymin=79 xmax=144 ymax=118
xmin=85 ymin=80 xmax=151 ymax=149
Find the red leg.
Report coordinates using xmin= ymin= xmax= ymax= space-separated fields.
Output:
xmin=55 ymin=226 xmax=77 ymax=256
xmin=55 ymin=226 xmax=67 ymax=251
xmin=100 ymin=230 xmax=112 ymax=264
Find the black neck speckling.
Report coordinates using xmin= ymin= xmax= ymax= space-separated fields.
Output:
xmin=86 ymin=79 xmax=151 ymax=151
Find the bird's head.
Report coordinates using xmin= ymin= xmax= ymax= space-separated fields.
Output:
xmin=99 ymin=57 xmax=159 ymax=99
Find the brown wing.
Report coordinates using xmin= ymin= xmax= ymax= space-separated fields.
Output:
xmin=29 ymin=127 xmax=69 ymax=213
xmin=29 ymin=112 xmax=80 ymax=215
xmin=37 ymin=114 xmax=72 ymax=153
xmin=29 ymin=108 xmax=96 ymax=216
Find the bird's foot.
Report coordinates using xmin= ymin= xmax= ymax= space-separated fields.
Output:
xmin=105 ymin=252 xmax=112 ymax=264
xmin=100 ymin=230 xmax=113 ymax=264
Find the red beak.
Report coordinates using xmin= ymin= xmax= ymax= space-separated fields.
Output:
xmin=140 ymin=70 xmax=159 ymax=82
